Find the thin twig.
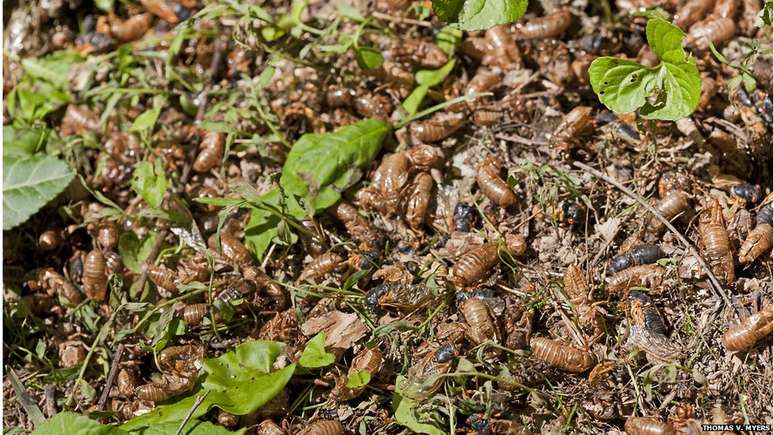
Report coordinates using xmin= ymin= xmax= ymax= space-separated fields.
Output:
xmin=174 ymin=391 xmax=210 ymax=435
xmin=573 ymin=161 xmax=735 ymax=313
xmin=96 ymin=344 xmax=125 ymax=411
xmin=8 ymin=368 xmax=46 ymax=427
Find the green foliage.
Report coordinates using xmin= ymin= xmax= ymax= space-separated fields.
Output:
xmin=355 ymin=46 xmax=385 ymax=70
xmin=129 ymin=107 xmax=162 ymax=133
xmin=298 ymin=332 xmax=335 ymax=368
xmin=3 ymin=126 xmax=49 ymax=158
xmin=131 ymin=160 xmax=168 ymax=209
xmin=402 ymin=59 xmax=457 ymax=116
xmin=32 ymin=412 xmax=127 ymax=435
xmin=758 ymin=1 xmax=773 ymax=27
xmin=122 ymin=340 xmax=295 ymax=430
xmin=33 ymin=412 xmax=244 ymax=435
xmin=588 ymin=18 xmax=700 ymax=120
xmin=245 ymin=119 xmax=390 ymax=260
xmin=118 ymin=232 xmax=158 ymax=273
xmin=6 ymin=51 xmax=83 ymax=125
xmin=3 ymin=153 xmax=75 ymax=230
xmin=393 ymin=375 xmax=445 ymax=435
xmin=435 ymin=26 xmax=463 ymax=55
xmin=345 ymin=370 xmax=372 ymax=388
xmin=431 ymin=0 xmax=528 ymax=31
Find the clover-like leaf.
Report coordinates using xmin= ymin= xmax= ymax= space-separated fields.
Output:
xmin=355 ymin=46 xmax=384 ymax=70
xmin=299 ymin=332 xmax=336 ymax=368
xmin=3 ymin=155 xmax=75 ymax=230
xmin=393 ymin=375 xmax=446 ymax=435
xmin=345 ymin=370 xmax=372 ymax=389
xmin=588 ymin=18 xmax=700 ymax=121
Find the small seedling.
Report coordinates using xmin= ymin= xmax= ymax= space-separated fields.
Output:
xmin=588 ymin=18 xmax=701 ymax=121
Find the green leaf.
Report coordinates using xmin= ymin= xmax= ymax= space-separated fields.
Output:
xmin=131 ymin=160 xmax=168 ymax=209
xmin=402 ymin=85 xmax=430 ymax=116
xmin=757 ymin=1 xmax=773 ymax=28
xmin=94 ymin=0 xmax=114 ymax=12
xmin=393 ymin=375 xmax=445 ymax=435
xmin=416 ymin=59 xmax=456 ymax=86
xmin=345 ymin=370 xmax=372 ymax=389
xmin=279 ymin=118 xmax=391 ymax=213
xmin=3 ymin=155 xmax=75 ymax=230
xmin=21 ymin=51 xmax=83 ymax=89
xmin=122 ymin=341 xmax=295 ymax=430
xmin=129 ymin=107 xmax=161 ymax=132
xmin=299 ymin=332 xmax=335 ymax=368
xmin=3 ymin=126 xmax=49 ymax=158
xmin=588 ymin=18 xmax=700 ymax=121
xmin=355 ymin=46 xmax=384 ymax=70
xmin=432 ymin=0 xmax=528 ymax=31
xmin=138 ymin=420 xmax=245 ymax=435
xmin=118 ymin=232 xmax=158 ymax=273
xmin=8 ymin=51 xmax=83 ymax=124
xmin=645 ymin=18 xmax=687 ymax=64
xmin=435 ymin=26 xmax=463 ymax=55
xmin=32 ymin=412 xmax=128 ymax=435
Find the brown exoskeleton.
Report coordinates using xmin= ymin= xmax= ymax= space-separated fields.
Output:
xmin=624 ymin=416 xmax=676 ymax=435
xmin=529 ymin=336 xmax=596 ymax=373
xmin=722 ymin=300 xmax=773 ymax=351
xmin=459 ymin=298 xmax=500 ymax=345
xmin=330 ymin=347 xmax=383 ymax=401
xmin=476 ymin=156 xmax=518 ymax=208
xmin=193 ymin=131 xmax=225 ymax=173
xmin=698 ymin=199 xmax=735 ymax=285
xmin=623 ymin=292 xmax=680 ymax=363
xmin=451 ymin=234 xmax=526 ymax=288
xmin=647 ymin=190 xmax=690 ymax=235
xmin=513 ymin=9 xmax=573 ymax=40
xmin=549 ymin=106 xmax=594 ymax=156
xmin=296 ymin=420 xmax=344 ymax=435
xmin=739 ymin=204 xmax=773 ymax=264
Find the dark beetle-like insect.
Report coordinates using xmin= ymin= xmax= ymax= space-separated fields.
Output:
xmin=434 ymin=343 xmax=457 ymax=363
xmin=609 ymin=244 xmax=664 ymax=273
xmin=624 ymin=416 xmax=676 ymax=435
xmin=193 ymin=131 xmax=225 ymax=173
xmin=477 ymin=156 xmax=518 ymax=208
xmin=83 ymin=249 xmax=108 ymax=301
xmin=560 ymin=201 xmax=585 ymax=226
xmin=757 ymin=203 xmax=773 ymax=225
xmin=732 ymin=184 xmax=762 ymax=205
xmin=453 ymin=202 xmax=477 ymax=232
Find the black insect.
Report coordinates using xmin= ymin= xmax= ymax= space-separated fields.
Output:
xmin=561 ymin=201 xmax=586 ymax=226
xmin=757 ymin=204 xmax=773 ymax=226
xmin=434 ymin=343 xmax=457 ymax=363
xmin=732 ymin=184 xmax=762 ymax=205
xmin=609 ymin=244 xmax=664 ymax=273
xmin=454 ymin=202 xmax=477 ymax=232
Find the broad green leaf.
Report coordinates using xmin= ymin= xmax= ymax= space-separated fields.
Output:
xmin=122 ymin=341 xmax=295 ymax=430
xmin=639 ymin=61 xmax=701 ymax=120
xmin=346 ymin=370 xmax=372 ymax=388
xmin=393 ymin=375 xmax=445 ymax=435
xmin=299 ymin=332 xmax=335 ymax=368
xmin=8 ymin=51 xmax=83 ymax=124
xmin=32 ymin=412 xmax=127 ymax=435
xmin=645 ymin=18 xmax=686 ymax=64
xmin=279 ymin=118 xmax=391 ymax=213
xmin=416 ymin=59 xmax=456 ymax=86
xmin=118 ymin=232 xmax=158 ymax=273
xmin=757 ymin=1 xmax=773 ymax=28
xmin=588 ymin=18 xmax=700 ymax=121
xmin=21 ymin=51 xmax=83 ymax=89
xmin=355 ymin=46 xmax=385 ymax=70
xmin=3 ymin=155 xmax=75 ymax=230
xmin=131 ymin=160 xmax=168 ymax=209
xmin=3 ymin=126 xmax=49 ymax=158
xmin=129 ymin=107 xmax=161 ymax=132
xmin=402 ymin=85 xmax=430 ymax=116
xmin=432 ymin=0 xmax=528 ymax=31
xmin=139 ymin=420 xmax=245 ymax=435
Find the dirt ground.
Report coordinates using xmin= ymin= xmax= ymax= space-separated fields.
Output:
xmin=3 ymin=0 xmax=773 ymax=433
